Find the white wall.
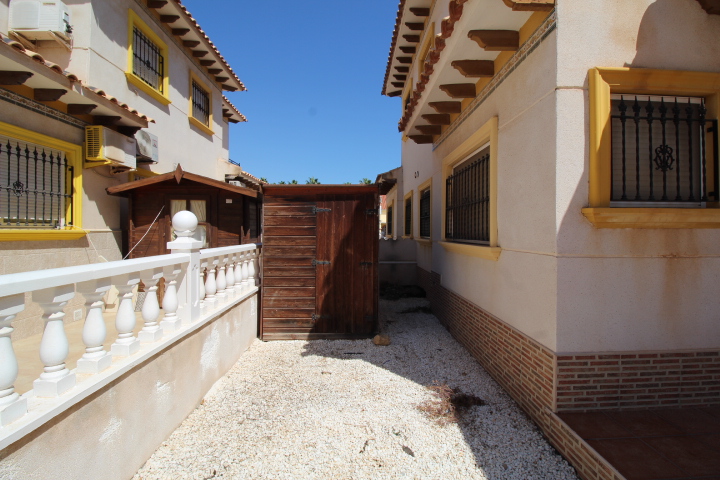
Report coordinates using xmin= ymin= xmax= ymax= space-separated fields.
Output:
xmin=554 ymin=0 xmax=720 ymax=353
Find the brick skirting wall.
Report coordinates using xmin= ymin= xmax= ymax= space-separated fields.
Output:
xmin=557 ymin=352 xmax=720 ymax=411
xmin=417 ymin=267 xmax=719 ymax=480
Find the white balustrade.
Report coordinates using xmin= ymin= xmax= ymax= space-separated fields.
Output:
xmin=76 ymin=279 xmax=112 ymax=374
xmin=33 ymin=285 xmax=76 ymax=397
xmin=0 ymin=210 xmax=260 ymax=427
xmin=160 ymin=264 xmax=183 ymax=334
xmin=0 ymin=294 xmax=27 ymax=425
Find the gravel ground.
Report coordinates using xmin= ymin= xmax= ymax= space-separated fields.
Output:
xmin=134 ymin=297 xmax=578 ymax=480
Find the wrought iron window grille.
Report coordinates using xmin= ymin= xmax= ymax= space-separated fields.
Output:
xmin=419 ymin=189 xmax=431 ymax=238
xmin=191 ymin=81 xmax=211 ymax=126
xmin=446 ymin=146 xmax=490 ymax=244
xmin=133 ymin=27 xmax=164 ymax=93
xmin=386 ymin=205 xmax=393 ymax=236
xmin=404 ymin=197 xmax=412 ymax=236
xmin=610 ymin=94 xmax=718 ymax=207
xmin=0 ymin=136 xmax=73 ymax=229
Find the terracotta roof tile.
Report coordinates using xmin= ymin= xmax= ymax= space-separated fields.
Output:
xmin=381 ymin=0 xmax=408 ymax=96
xmin=222 ymin=95 xmax=247 ymax=122
xmin=172 ymin=0 xmax=246 ymax=92
xmin=0 ymin=33 xmax=154 ymax=124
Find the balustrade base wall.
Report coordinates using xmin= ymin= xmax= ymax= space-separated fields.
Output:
xmin=0 ymin=293 xmax=258 ymax=480
xmin=417 ymin=267 xmax=720 ymax=480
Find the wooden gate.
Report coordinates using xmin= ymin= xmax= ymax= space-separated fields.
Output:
xmin=261 ymin=185 xmax=379 ymax=340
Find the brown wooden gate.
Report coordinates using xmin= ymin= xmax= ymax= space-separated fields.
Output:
xmin=261 ymin=185 xmax=379 ymax=340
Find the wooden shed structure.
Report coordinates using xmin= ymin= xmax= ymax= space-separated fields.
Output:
xmin=261 ymin=185 xmax=379 ymax=340
xmin=107 ymin=166 xmax=260 ymax=258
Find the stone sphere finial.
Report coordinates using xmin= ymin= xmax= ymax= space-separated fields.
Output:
xmin=172 ymin=210 xmax=198 ymax=237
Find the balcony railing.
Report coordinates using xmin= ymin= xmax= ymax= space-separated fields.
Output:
xmin=0 ymin=211 xmax=260 ymax=448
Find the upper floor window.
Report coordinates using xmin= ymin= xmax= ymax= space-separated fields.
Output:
xmin=446 ymin=145 xmax=490 ymax=243
xmin=611 ymin=95 xmax=716 ymax=207
xmin=133 ymin=26 xmax=164 ymax=94
xmin=126 ymin=10 xmax=170 ymax=106
xmin=191 ymin=80 xmax=210 ymax=127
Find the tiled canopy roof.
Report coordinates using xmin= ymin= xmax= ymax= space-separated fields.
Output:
xmin=222 ymin=95 xmax=247 ymax=123
xmin=0 ymin=33 xmax=154 ymax=125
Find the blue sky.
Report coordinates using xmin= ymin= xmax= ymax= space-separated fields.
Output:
xmin=181 ymin=0 xmax=402 ymax=184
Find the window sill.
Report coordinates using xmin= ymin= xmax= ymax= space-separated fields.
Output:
xmin=0 ymin=229 xmax=87 ymax=242
xmin=582 ymin=208 xmax=720 ymax=228
xmin=416 ymin=238 xmax=431 ymax=247
xmin=439 ymin=241 xmax=501 ymax=260
xmin=126 ymin=72 xmax=171 ymax=106
xmin=402 ymin=235 xmax=413 ymax=240
xmin=189 ymin=116 xmax=214 ymax=136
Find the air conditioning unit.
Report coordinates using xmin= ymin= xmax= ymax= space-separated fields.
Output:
xmin=9 ymin=0 xmax=72 ymax=41
xmin=229 ymin=180 xmax=245 ymax=187
xmin=135 ymin=130 xmax=159 ymax=163
xmin=85 ymin=126 xmax=137 ymax=170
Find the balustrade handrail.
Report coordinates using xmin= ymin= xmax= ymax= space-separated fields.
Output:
xmin=199 ymin=243 xmax=261 ymax=260
xmin=0 ymin=253 xmax=190 ymax=297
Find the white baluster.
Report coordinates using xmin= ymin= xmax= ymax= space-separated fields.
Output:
xmin=0 ymin=294 xmax=27 ymax=425
xmin=248 ymin=250 xmax=257 ymax=287
xmin=139 ymin=268 xmax=164 ymax=343
xmin=160 ymin=264 xmax=182 ymax=334
xmin=111 ymin=274 xmax=141 ymax=357
xmin=33 ymin=285 xmax=76 ymax=397
xmin=225 ymin=256 xmax=236 ymax=299
xmin=241 ymin=253 xmax=249 ymax=290
xmin=76 ymin=280 xmax=112 ymax=374
xmin=215 ymin=256 xmax=227 ymax=302
xmin=204 ymin=260 xmax=217 ymax=310
xmin=234 ymin=253 xmax=244 ymax=291
xmin=198 ymin=262 xmax=207 ymax=314
xmin=167 ymin=211 xmax=202 ymax=324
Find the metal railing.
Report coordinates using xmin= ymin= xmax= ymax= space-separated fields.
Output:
xmin=133 ymin=27 xmax=164 ymax=93
xmin=446 ymin=151 xmax=490 ymax=243
xmin=419 ymin=189 xmax=430 ymax=238
xmin=611 ymin=95 xmax=718 ymax=205
xmin=0 ymin=137 xmax=72 ymax=228
xmin=192 ymin=81 xmax=210 ymax=126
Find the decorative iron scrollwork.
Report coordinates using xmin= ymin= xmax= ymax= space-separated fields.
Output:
xmin=653 ymin=144 xmax=675 ymax=172
xmin=12 ymin=180 xmax=25 ymax=197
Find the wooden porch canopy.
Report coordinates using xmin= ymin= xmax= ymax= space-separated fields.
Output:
xmin=107 ymin=165 xmax=258 ymax=198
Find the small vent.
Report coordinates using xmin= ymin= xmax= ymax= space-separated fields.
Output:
xmin=85 ymin=126 xmax=102 ymax=160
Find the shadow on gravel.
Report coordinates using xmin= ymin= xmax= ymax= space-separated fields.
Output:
xmin=299 ymin=294 xmax=577 ymax=480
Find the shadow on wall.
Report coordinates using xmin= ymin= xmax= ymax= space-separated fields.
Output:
xmin=628 ymin=0 xmax=720 ymax=70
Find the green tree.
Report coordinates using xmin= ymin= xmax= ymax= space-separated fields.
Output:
xmin=278 ymin=180 xmax=286 ymax=184
xmin=290 ymin=179 xmax=299 ymax=184
xmin=360 ymin=178 xmax=372 ymax=184
xmin=306 ymin=177 xmax=321 ymax=184
xmin=259 ymin=177 xmax=268 ymax=183
xmin=343 ymin=182 xmax=352 ymax=185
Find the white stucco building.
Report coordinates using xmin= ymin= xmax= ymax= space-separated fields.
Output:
xmin=381 ymin=0 xmax=720 ymax=477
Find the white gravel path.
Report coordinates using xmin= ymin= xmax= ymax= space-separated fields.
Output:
xmin=134 ymin=297 xmax=578 ymax=480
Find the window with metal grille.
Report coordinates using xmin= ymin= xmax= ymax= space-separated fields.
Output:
xmin=611 ymin=95 xmax=718 ymax=206
xmin=191 ymin=80 xmax=211 ymax=126
xmin=132 ymin=26 xmax=164 ymax=93
xmin=419 ymin=188 xmax=430 ymax=238
xmin=0 ymin=135 xmax=73 ymax=228
xmin=446 ymin=145 xmax=490 ymax=243
xmin=386 ymin=204 xmax=393 ymax=236
xmin=404 ymin=196 xmax=412 ymax=236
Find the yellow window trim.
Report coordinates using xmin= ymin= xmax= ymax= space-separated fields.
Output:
xmin=188 ymin=71 xmax=214 ymax=136
xmin=403 ymin=190 xmax=413 ymax=239
xmin=587 ymin=67 xmax=720 ymax=228
xmin=0 ymin=121 xmax=84 ymax=242
xmin=127 ymin=9 xmax=171 ymax=106
xmin=416 ymin=238 xmax=432 ymax=247
xmin=440 ymin=116 xmax=500 ymax=260
xmin=418 ymin=177 xmax=432 ymax=240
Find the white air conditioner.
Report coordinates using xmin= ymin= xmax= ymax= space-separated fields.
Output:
xmin=9 ymin=0 xmax=72 ymax=41
xmin=85 ymin=126 xmax=136 ymax=170
xmin=229 ymin=180 xmax=245 ymax=187
xmin=135 ymin=130 xmax=159 ymax=163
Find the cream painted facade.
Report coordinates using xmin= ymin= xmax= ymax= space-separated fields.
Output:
xmin=384 ymin=0 xmax=720 ymax=356
xmin=0 ymin=0 xmax=245 ymax=276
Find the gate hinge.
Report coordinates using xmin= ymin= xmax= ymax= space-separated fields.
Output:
xmin=312 ymin=206 xmax=332 ymax=214
xmin=312 ymin=259 xmax=331 ymax=266
xmin=365 ymin=208 xmax=378 ymax=215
